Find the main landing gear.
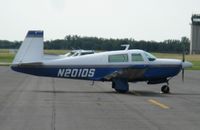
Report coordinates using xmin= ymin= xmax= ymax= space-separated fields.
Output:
xmin=112 ymin=79 xmax=129 ymax=93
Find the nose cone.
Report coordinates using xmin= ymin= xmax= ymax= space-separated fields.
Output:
xmin=182 ymin=61 xmax=193 ymax=69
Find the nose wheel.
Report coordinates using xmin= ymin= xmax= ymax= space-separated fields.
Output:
xmin=161 ymin=85 xmax=170 ymax=94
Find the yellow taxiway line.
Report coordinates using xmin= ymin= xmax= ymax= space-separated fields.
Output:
xmin=148 ymin=99 xmax=170 ymax=109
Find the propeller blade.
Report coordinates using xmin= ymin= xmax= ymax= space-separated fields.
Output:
xmin=182 ymin=42 xmax=185 ymax=82
xmin=182 ymin=69 xmax=184 ymax=82
xmin=182 ymin=42 xmax=185 ymax=62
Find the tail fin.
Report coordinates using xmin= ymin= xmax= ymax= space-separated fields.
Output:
xmin=12 ymin=30 xmax=44 ymax=64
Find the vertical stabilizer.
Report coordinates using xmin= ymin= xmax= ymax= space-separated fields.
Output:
xmin=12 ymin=30 xmax=44 ymax=64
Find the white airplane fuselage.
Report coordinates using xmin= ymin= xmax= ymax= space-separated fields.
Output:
xmin=11 ymin=30 xmax=192 ymax=93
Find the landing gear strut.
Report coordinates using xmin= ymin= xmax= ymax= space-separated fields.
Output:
xmin=112 ymin=79 xmax=129 ymax=93
xmin=161 ymin=85 xmax=170 ymax=94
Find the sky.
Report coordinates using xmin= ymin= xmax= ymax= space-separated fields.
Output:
xmin=0 ymin=0 xmax=200 ymax=41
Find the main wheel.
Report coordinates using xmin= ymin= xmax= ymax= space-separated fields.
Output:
xmin=161 ymin=85 xmax=170 ymax=94
xmin=115 ymin=89 xmax=128 ymax=93
xmin=112 ymin=81 xmax=129 ymax=93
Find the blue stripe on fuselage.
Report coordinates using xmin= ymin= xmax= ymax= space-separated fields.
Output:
xmin=144 ymin=65 xmax=181 ymax=79
xmin=11 ymin=65 xmax=121 ymax=80
xmin=11 ymin=64 xmax=181 ymax=81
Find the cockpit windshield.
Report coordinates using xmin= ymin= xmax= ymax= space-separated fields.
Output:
xmin=65 ymin=51 xmax=75 ymax=57
xmin=144 ymin=52 xmax=156 ymax=61
xmin=64 ymin=50 xmax=95 ymax=57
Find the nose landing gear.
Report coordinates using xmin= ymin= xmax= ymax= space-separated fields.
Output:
xmin=161 ymin=85 xmax=170 ymax=94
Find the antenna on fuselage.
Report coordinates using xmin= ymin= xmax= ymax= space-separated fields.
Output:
xmin=121 ymin=44 xmax=130 ymax=50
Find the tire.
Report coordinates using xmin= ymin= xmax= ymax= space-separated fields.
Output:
xmin=115 ymin=89 xmax=128 ymax=93
xmin=161 ymin=85 xmax=170 ymax=94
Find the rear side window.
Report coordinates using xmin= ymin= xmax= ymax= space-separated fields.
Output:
xmin=131 ymin=53 xmax=144 ymax=62
xmin=108 ymin=54 xmax=128 ymax=62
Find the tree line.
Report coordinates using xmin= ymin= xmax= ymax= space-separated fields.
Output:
xmin=0 ymin=35 xmax=190 ymax=53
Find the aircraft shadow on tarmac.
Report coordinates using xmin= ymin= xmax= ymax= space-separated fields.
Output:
xmin=127 ymin=91 xmax=168 ymax=97
xmin=170 ymin=92 xmax=200 ymax=96
xmin=33 ymin=90 xmax=167 ymax=97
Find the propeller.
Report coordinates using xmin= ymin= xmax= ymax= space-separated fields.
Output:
xmin=182 ymin=42 xmax=185 ymax=82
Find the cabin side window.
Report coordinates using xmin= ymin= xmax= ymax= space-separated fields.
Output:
xmin=131 ymin=53 xmax=144 ymax=62
xmin=108 ymin=54 xmax=128 ymax=62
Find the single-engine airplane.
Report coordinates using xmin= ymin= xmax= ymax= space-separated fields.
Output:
xmin=11 ymin=30 xmax=192 ymax=93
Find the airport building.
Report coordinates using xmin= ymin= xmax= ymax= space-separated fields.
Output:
xmin=190 ymin=14 xmax=200 ymax=54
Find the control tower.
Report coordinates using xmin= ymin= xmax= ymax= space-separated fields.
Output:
xmin=191 ymin=14 xmax=200 ymax=54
